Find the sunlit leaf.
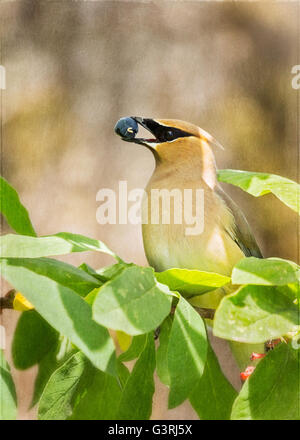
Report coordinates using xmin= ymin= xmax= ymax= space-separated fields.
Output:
xmin=232 ymin=257 xmax=300 ymax=286
xmin=218 ymin=169 xmax=300 ymax=214
xmin=0 ymin=176 xmax=36 ymax=236
xmin=0 ymin=232 xmax=120 ymax=260
xmin=214 ymin=285 xmax=299 ymax=343
xmin=116 ymin=331 xmax=132 ymax=352
xmin=38 ymin=352 xmax=89 ymax=420
xmin=156 ymin=268 xmax=230 ymax=298
xmin=0 ymin=258 xmax=117 ymax=374
xmin=9 ymin=258 xmax=101 ymax=298
xmin=231 ymin=344 xmax=300 ymax=420
xmin=93 ymin=266 xmax=172 ymax=335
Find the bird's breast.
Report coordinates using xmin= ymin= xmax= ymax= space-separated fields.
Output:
xmin=142 ymin=173 xmax=243 ymax=276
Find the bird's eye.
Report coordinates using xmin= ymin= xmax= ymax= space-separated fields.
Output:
xmin=165 ymin=130 xmax=174 ymax=141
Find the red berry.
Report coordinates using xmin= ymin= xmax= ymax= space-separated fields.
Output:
xmin=250 ymin=352 xmax=266 ymax=361
xmin=240 ymin=366 xmax=255 ymax=381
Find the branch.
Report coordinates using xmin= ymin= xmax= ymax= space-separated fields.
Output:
xmin=171 ymin=305 xmax=215 ymax=320
xmin=194 ymin=307 xmax=215 ymax=320
xmin=0 ymin=289 xmax=16 ymax=312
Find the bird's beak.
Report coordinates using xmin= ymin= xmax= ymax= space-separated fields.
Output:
xmin=127 ymin=117 xmax=163 ymax=148
xmin=131 ymin=116 xmax=146 ymax=127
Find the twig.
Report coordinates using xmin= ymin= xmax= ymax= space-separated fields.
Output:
xmin=193 ymin=307 xmax=215 ymax=320
xmin=0 ymin=289 xmax=16 ymax=312
xmin=171 ymin=305 xmax=215 ymax=320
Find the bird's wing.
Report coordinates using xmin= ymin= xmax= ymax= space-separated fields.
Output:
xmin=216 ymin=186 xmax=263 ymax=258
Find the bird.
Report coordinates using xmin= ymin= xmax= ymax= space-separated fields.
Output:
xmin=115 ymin=117 xmax=262 ymax=273
xmin=115 ymin=116 xmax=265 ymax=372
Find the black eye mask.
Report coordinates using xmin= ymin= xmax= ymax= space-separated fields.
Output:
xmin=138 ymin=119 xmax=192 ymax=143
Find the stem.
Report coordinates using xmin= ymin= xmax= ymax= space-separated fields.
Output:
xmin=194 ymin=307 xmax=215 ymax=320
xmin=171 ymin=305 xmax=215 ymax=320
xmin=0 ymin=289 xmax=16 ymax=312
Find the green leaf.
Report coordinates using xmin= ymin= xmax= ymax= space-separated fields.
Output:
xmin=31 ymin=336 xmax=76 ymax=408
xmin=78 ymin=263 xmax=107 ymax=284
xmin=116 ymin=330 xmax=132 ymax=352
xmin=80 ymin=262 xmax=127 ymax=284
xmin=214 ymin=285 xmax=299 ymax=343
xmin=168 ymin=296 xmax=207 ymax=409
xmin=117 ymin=333 xmax=156 ymax=420
xmin=12 ymin=310 xmax=58 ymax=369
xmin=0 ymin=258 xmax=117 ymax=374
xmin=84 ymin=288 xmax=101 ymax=306
xmin=38 ymin=351 xmax=89 ymax=420
xmin=156 ymin=268 xmax=230 ymax=298
xmin=39 ymin=349 xmax=130 ymax=420
xmin=119 ymin=334 xmax=147 ymax=362
xmin=0 ymin=232 xmax=119 ymax=260
xmin=231 ymin=343 xmax=300 ymax=420
xmin=79 ymin=262 xmax=127 ymax=284
xmin=0 ymin=176 xmax=36 ymax=236
xmin=218 ymin=169 xmax=300 ymax=214
xmin=0 ymin=350 xmax=17 ymax=420
xmin=156 ymin=316 xmax=173 ymax=386
xmin=232 ymin=257 xmax=300 ymax=286
xmin=79 ymin=262 xmax=103 ymax=277
xmin=81 ymin=263 xmax=129 ymax=292
xmin=189 ymin=342 xmax=237 ymax=420
xmin=31 ymin=349 xmax=60 ymax=408
xmin=93 ymin=266 xmax=172 ymax=335
xmin=71 ymin=362 xmax=130 ymax=420
xmin=96 ymin=263 xmax=128 ymax=281
xmin=9 ymin=258 xmax=101 ymax=297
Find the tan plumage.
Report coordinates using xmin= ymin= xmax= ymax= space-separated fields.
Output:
xmin=137 ymin=118 xmax=262 ymax=275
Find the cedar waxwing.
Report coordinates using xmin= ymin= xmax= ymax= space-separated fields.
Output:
xmin=115 ymin=117 xmax=262 ymax=280
xmin=115 ymin=117 xmax=266 ymax=374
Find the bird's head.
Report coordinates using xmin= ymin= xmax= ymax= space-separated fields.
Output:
xmin=114 ymin=117 xmax=223 ymax=165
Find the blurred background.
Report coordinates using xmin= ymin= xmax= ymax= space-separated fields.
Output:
xmin=0 ymin=0 xmax=298 ymax=420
